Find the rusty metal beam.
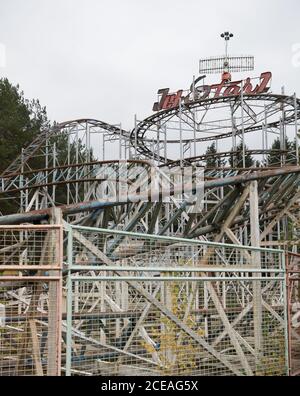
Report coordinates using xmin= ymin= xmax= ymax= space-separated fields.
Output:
xmin=1 ymin=165 xmax=300 ymax=225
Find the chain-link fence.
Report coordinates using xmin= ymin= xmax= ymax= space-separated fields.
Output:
xmin=64 ymin=225 xmax=288 ymax=376
xmin=0 ymin=224 xmax=290 ymax=376
xmin=0 ymin=225 xmax=62 ymax=376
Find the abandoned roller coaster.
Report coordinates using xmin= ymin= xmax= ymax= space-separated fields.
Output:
xmin=0 ymin=34 xmax=299 ymax=376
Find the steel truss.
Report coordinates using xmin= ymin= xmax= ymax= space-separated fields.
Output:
xmin=0 ymin=89 xmax=299 ymax=376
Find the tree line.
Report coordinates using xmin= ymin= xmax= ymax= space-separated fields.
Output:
xmin=0 ymin=78 xmax=92 ymax=214
xmin=0 ymin=77 xmax=299 ymax=215
xmin=205 ymin=138 xmax=299 ymax=168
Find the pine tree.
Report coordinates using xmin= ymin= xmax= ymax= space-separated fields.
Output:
xmin=229 ymin=142 xmax=254 ymax=168
xmin=0 ymin=78 xmax=50 ymax=173
xmin=267 ymin=137 xmax=295 ymax=165
xmin=205 ymin=142 xmax=226 ymax=168
xmin=0 ymin=78 xmax=94 ymax=213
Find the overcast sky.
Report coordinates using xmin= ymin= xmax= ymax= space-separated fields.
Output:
xmin=0 ymin=0 xmax=300 ymax=130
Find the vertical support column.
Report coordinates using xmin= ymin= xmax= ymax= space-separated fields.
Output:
xmin=179 ymin=99 xmax=183 ymax=168
xmin=230 ymin=103 xmax=237 ymax=167
xmin=281 ymin=87 xmax=286 ymax=166
xmin=67 ymin=129 xmax=71 ymax=205
xmin=264 ymin=105 xmax=268 ymax=166
xmin=115 ymin=282 xmax=121 ymax=338
xmin=285 ymin=252 xmax=292 ymax=376
xmin=52 ymin=142 xmax=56 ymax=204
xmin=100 ymin=270 xmax=106 ymax=344
xmin=48 ymin=207 xmax=63 ymax=375
xmin=163 ymin=278 xmax=175 ymax=364
xmin=152 ymin=138 xmax=155 ymax=161
xmin=66 ymin=223 xmax=73 ymax=376
xmin=119 ymin=123 xmax=122 ymax=160
xmin=192 ymin=75 xmax=197 ymax=158
xmin=164 ymin=124 xmax=167 ymax=163
xmin=294 ymin=93 xmax=299 ymax=165
xmin=134 ymin=114 xmax=138 ymax=159
xmin=85 ymin=122 xmax=91 ymax=200
xmin=249 ymin=181 xmax=263 ymax=362
xmin=20 ymin=148 xmax=24 ymax=213
xmin=103 ymin=132 xmax=106 ymax=161
xmin=157 ymin=122 xmax=160 ymax=163
xmin=76 ymin=125 xmax=79 ymax=204
xmin=241 ymin=86 xmax=246 ymax=168
xmin=45 ymin=130 xmax=49 ymax=208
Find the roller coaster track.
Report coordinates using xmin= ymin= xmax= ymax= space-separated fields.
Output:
xmin=0 ymin=159 xmax=152 ymax=195
xmin=1 ymin=93 xmax=299 ymax=180
xmin=130 ymin=94 xmax=300 ymax=163
xmin=159 ymin=149 xmax=289 ymax=168
xmin=0 ymin=96 xmax=299 ymax=246
xmin=0 ymin=119 xmax=130 ymax=178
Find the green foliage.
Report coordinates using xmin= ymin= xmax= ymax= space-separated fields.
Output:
xmin=0 ymin=79 xmax=51 ymax=213
xmin=229 ymin=142 xmax=254 ymax=168
xmin=48 ymin=132 xmax=94 ymax=206
xmin=0 ymin=78 xmax=50 ymax=173
xmin=0 ymin=78 xmax=95 ymax=213
xmin=205 ymin=142 xmax=226 ymax=168
xmin=142 ymin=281 xmax=205 ymax=375
xmin=255 ymin=329 xmax=286 ymax=376
xmin=267 ymin=137 xmax=298 ymax=165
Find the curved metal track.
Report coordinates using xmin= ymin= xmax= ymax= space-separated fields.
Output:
xmin=159 ymin=149 xmax=288 ymax=168
xmin=130 ymin=94 xmax=300 ymax=163
xmin=0 ymin=101 xmax=299 ymax=250
xmin=1 ymin=118 xmax=130 ymax=178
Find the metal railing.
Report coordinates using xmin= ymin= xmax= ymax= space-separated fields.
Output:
xmin=0 ymin=225 xmax=62 ymax=376
xmin=0 ymin=223 xmax=291 ymax=376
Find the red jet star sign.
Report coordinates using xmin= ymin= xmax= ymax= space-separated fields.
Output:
xmin=153 ymin=72 xmax=272 ymax=112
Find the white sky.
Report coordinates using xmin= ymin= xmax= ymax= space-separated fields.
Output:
xmin=0 ymin=0 xmax=300 ymax=131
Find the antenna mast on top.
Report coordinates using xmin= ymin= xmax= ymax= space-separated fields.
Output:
xmin=221 ymin=31 xmax=234 ymax=72
xmin=199 ymin=33 xmax=254 ymax=78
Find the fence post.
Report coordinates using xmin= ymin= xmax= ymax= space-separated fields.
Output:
xmin=250 ymin=180 xmax=262 ymax=363
xmin=285 ymin=252 xmax=291 ymax=376
xmin=66 ymin=224 xmax=73 ymax=376
xmin=48 ymin=208 xmax=63 ymax=375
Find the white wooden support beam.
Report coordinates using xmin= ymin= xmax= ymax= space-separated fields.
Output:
xmin=250 ymin=180 xmax=263 ymax=361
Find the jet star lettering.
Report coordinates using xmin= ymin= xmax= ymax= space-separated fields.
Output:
xmin=153 ymin=71 xmax=272 ymax=111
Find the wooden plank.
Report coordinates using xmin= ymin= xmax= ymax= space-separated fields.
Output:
xmin=250 ymin=180 xmax=263 ymax=360
xmin=29 ymin=320 xmax=43 ymax=376
xmin=48 ymin=208 xmax=62 ymax=376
